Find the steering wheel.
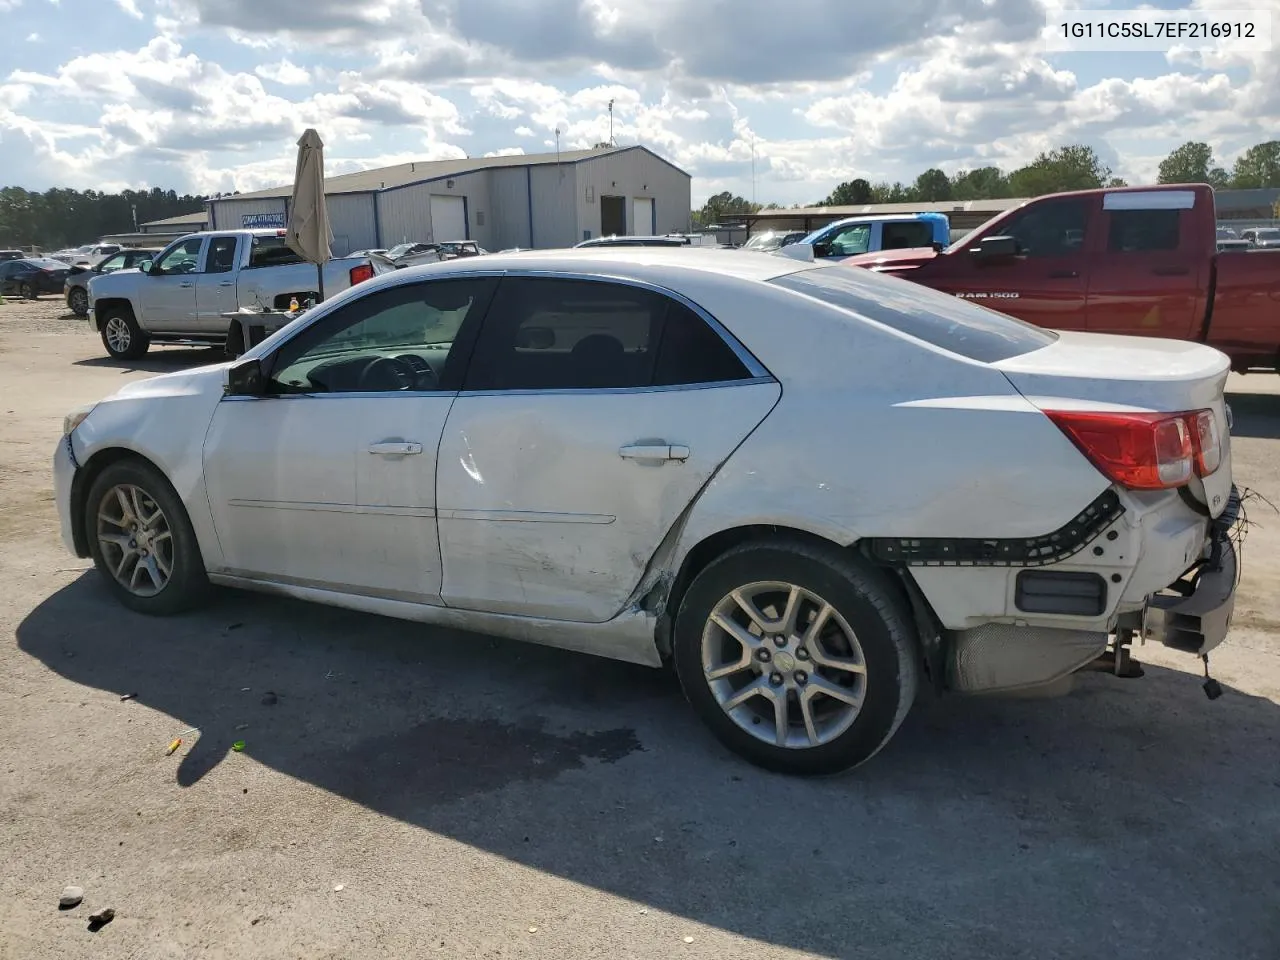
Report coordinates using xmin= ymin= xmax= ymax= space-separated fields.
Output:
xmin=357 ymin=355 xmax=417 ymax=392
xmin=392 ymin=353 xmax=439 ymax=390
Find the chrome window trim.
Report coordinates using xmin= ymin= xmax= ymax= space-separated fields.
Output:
xmin=248 ymin=266 xmax=775 ymax=387
xmin=220 ymin=377 xmax=777 ymax=403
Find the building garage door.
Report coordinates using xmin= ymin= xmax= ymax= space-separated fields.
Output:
xmin=632 ymin=198 xmax=654 ymax=235
xmin=430 ymin=195 xmax=467 ymax=242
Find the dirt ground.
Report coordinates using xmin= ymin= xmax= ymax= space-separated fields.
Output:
xmin=1 ymin=295 xmax=1278 ymax=960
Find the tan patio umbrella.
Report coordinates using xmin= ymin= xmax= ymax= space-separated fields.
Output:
xmin=284 ymin=128 xmax=334 ymax=303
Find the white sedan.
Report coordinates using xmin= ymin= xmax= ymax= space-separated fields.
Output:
xmin=54 ymin=248 xmax=1239 ymax=775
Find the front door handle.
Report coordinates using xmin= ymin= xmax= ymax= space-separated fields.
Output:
xmin=179 ymin=281 xmax=194 ymax=288
xmin=1048 ymin=269 xmax=1079 ymax=279
xmin=1152 ymin=266 xmax=1190 ymax=277
xmin=218 ymin=281 xmax=235 ymax=287
xmin=368 ymin=441 xmax=423 ymax=456
xmin=619 ymin=442 xmax=690 ymax=462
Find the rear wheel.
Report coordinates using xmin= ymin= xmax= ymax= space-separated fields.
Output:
xmin=68 ymin=287 xmax=89 ymax=317
xmin=673 ymin=540 xmax=919 ymax=775
xmin=100 ymin=308 xmax=150 ymax=360
xmin=85 ymin=459 xmax=210 ymax=615
xmin=20 ymin=282 xmax=35 ymax=300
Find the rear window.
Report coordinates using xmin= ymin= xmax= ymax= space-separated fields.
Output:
xmin=26 ymin=258 xmax=67 ymax=268
xmin=249 ymin=236 xmax=305 ymax=268
xmin=771 ymin=265 xmax=1058 ymax=363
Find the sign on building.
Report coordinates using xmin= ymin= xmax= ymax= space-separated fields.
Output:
xmin=242 ymin=213 xmax=287 ymax=228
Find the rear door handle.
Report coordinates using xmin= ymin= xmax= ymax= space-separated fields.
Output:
xmin=179 ymin=281 xmax=194 ymax=288
xmin=368 ymin=441 xmax=423 ymax=456
xmin=619 ymin=442 xmax=690 ymax=462
xmin=1048 ymin=270 xmax=1079 ymax=279
xmin=1152 ymin=266 xmax=1190 ymax=276
xmin=218 ymin=281 xmax=235 ymax=287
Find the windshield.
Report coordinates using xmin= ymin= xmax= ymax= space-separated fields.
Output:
xmin=1254 ymin=229 xmax=1280 ymax=241
xmin=744 ymin=232 xmax=786 ymax=251
xmin=387 ymin=243 xmax=425 ymax=258
xmin=772 ymin=264 xmax=1058 ymax=364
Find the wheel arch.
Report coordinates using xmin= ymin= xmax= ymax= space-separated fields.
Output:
xmin=92 ymin=297 xmax=135 ymax=331
xmin=651 ymin=523 xmax=939 ymax=672
xmin=69 ymin=446 xmax=169 ymax=557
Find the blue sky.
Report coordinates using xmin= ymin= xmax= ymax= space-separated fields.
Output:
xmin=0 ymin=0 xmax=1274 ymax=205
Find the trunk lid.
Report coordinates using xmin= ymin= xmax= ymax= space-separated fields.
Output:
xmin=995 ymin=331 xmax=1233 ymax=517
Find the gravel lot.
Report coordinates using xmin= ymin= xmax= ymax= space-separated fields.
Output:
xmin=2 ymin=294 xmax=1278 ymax=959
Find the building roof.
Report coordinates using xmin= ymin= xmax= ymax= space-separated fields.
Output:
xmin=222 ymin=145 xmax=687 ymax=201
xmin=139 ymin=211 xmax=208 ymax=228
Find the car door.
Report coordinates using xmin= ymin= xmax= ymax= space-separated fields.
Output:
xmin=137 ymin=237 xmax=205 ymax=332
xmin=941 ymin=196 xmax=1092 ymax=330
xmin=435 ymin=275 xmax=781 ymax=622
xmin=202 ymin=276 xmax=496 ymax=601
xmin=195 ymin=235 xmax=243 ymax=331
xmin=1085 ymin=192 xmax=1204 ymax=339
xmin=0 ymin=263 xmax=15 ymax=294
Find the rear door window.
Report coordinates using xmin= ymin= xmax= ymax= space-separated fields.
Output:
xmin=882 ymin=221 xmax=934 ymax=250
xmin=1107 ymin=209 xmax=1181 ymax=252
xmin=771 ymin=265 xmax=1058 ymax=363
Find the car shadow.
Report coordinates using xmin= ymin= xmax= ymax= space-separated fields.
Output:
xmin=16 ymin=576 xmax=1280 ymax=957
xmin=1226 ymin=389 xmax=1280 ymax=440
xmin=72 ymin=347 xmax=229 ymax=374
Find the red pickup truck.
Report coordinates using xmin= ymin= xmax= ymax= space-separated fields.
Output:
xmin=842 ymin=184 xmax=1280 ymax=373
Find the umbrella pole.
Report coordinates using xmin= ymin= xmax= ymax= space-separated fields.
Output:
xmin=316 ymin=262 xmax=325 ymax=303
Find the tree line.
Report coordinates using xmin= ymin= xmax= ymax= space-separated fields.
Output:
xmin=693 ymin=139 xmax=1280 ymax=226
xmin=0 ymin=187 xmax=207 ymax=250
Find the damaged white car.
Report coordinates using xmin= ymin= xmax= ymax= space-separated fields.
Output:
xmin=54 ymin=248 xmax=1240 ymax=775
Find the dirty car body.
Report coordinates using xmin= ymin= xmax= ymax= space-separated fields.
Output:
xmin=54 ymin=248 xmax=1239 ymax=774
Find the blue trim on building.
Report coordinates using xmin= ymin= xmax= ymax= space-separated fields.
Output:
xmin=651 ymin=199 xmax=656 ymax=234
xmin=208 ymin=203 xmax=216 ymax=231
xmin=461 ymin=195 xmax=470 ymax=241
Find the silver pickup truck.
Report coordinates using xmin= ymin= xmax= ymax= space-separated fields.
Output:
xmin=87 ymin=229 xmax=394 ymax=359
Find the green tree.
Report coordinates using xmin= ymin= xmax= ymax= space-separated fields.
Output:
xmin=822 ymin=178 xmax=873 ymax=205
xmin=1157 ymin=141 xmax=1216 ymax=184
xmin=1007 ymin=145 xmax=1112 ymax=196
xmin=950 ymin=166 xmax=1010 ymax=200
xmin=0 ymin=185 xmax=205 ymax=249
xmin=1230 ymin=140 xmax=1280 ymax=188
xmin=692 ymin=191 xmax=760 ymax=227
xmin=869 ymin=181 xmax=918 ymax=203
xmin=913 ymin=168 xmax=952 ymax=202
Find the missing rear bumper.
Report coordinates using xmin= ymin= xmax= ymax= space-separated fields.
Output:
xmin=1142 ymin=528 xmax=1238 ymax=656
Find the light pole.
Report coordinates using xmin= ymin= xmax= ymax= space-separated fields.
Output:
xmin=608 ymin=99 xmax=615 ymax=146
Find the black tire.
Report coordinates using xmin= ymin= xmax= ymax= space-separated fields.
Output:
xmin=20 ymin=282 xmax=35 ymax=300
xmin=84 ymin=458 xmax=210 ymax=616
xmin=672 ymin=539 xmax=919 ymax=776
xmin=100 ymin=307 xmax=150 ymax=360
xmin=68 ymin=287 xmax=89 ymax=317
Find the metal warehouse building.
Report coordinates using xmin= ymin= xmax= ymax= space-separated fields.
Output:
xmin=205 ymin=145 xmax=692 ymax=255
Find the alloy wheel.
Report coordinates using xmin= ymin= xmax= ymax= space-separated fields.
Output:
xmin=104 ymin=316 xmax=132 ymax=353
xmin=700 ymin=581 xmax=868 ymax=749
xmin=70 ymin=289 xmax=88 ymax=314
xmin=96 ymin=484 xmax=174 ymax=597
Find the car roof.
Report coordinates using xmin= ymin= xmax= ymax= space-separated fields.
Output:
xmin=388 ymin=246 xmax=812 ymax=285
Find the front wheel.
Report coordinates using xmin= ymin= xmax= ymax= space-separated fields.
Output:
xmin=100 ymin=309 xmax=150 ymax=359
xmin=673 ymin=540 xmax=919 ymax=776
xmin=68 ymin=287 xmax=89 ymax=317
xmin=85 ymin=459 xmax=210 ymax=615
xmin=20 ymin=282 xmax=35 ymax=300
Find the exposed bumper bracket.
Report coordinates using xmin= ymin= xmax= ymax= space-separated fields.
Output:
xmin=1143 ymin=533 xmax=1237 ymax=656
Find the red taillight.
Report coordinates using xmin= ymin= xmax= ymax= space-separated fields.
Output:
xmin=1045 ymin=409 xmax=1225 ymax=490
xmin=349 ymin=263 xmax=374 ymax=285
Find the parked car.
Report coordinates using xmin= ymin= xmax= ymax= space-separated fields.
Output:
xmin=841 ymin=184 xmax=1280 ymax=373
xmin=0 ymin=249 xmax=25 ymax=262
xmin=741 ymin=230 xmax=808 ymax=253
xmin=793 ymin=213 xmax=952 ymax=262
xmin=86 ymin=229 xmax=395 ymax=359
xmin=55 ymin=248 xmax=1237 ymax=775
xmin=385 ymin=242 xmax=443 ymax=268
xmin=64 ymin=248 xmax=160 ymax=317
xmin=1239 ymin=227 xmax=1280 ymax=248
xmin=0 ymin=257 xmax=71 ymax=298
xmin=436 ymin=240 xmax=489 ymax=260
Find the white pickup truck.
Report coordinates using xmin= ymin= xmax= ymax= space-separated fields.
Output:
xmin=87 ymin=229 xmax=394 ymax=359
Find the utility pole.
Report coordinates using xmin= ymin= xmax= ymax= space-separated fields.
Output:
xmin=751 ymin=137 xmax=757 ymax=206
xmin=608 ymin=99 xmax=615 ymax=146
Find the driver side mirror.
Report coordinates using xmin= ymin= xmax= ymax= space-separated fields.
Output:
xmin=812 ymin=241 xmax=832 ymax=259
xmin=224 ymin=357 xmax=266 ymax=397
xmin=971 ymin=235 xmax=1019 ymax=261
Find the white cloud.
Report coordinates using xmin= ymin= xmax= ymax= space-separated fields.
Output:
xmin=115 ymin=0 xmax=142 ymax=17
xmin=25 ymin=31 xmax=40 ymax=41
xmin=254 ymin=59 xmax=311 ymax=86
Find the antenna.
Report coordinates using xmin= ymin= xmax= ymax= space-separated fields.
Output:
xmin=554 ymin=127 xmax=561 ymax=163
